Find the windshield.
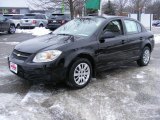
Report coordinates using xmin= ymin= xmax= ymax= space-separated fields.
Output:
xmin=23 ymin=14 xmax=35 ymax=19
xmin=50 ymin=14 xmax=64 ymax=19
xmin=53 ymin=18 xmax=105 ymax=37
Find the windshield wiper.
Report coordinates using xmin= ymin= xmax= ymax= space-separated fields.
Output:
xmin=58 ymin=33 xmax=74 ymax=42
xmin=57 ymin=33 xmax=74 ymax=37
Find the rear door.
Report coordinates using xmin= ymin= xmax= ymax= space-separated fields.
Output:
xmin=122 ymin=19 xmax=144 ymax=60
xmin=97 ymin=19 xmax=128 ymax=69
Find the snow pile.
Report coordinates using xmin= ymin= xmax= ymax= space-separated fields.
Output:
xmin=154 ymin=34 xmax=160 ymax=44
xmin=16 ymin=27 xmax=51 ymax=36
xmin=0 ymin=42 xmax=20 ymax=45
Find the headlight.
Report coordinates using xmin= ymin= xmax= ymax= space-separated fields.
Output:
xmin=33 ymin=50 xmax=62 ymax=63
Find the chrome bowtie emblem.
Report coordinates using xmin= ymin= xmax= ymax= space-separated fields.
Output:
xmin=17 ymin=54 xmax=21 ymax=57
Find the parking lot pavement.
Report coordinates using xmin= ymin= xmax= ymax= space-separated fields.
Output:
xmin=151 ymin=27 xmax=160 ymax=34
xmin=0 ymin=32 xmax=160 ymax=120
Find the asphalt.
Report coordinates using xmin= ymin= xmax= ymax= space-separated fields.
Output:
xmin=0 ymin=32 xmax=160 ymax=120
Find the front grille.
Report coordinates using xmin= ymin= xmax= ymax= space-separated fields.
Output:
xmin=12 ymin=49 xmax=32 ymax=61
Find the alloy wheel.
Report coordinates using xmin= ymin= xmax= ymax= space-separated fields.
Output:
xmin=143 ymin=49 xmax=150 ymax=65
xmin=73 ymin=63 xmax=91 ymax=86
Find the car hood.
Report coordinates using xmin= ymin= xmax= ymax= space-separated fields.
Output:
xmin=15 ymin=34 xmax=75 ymax=53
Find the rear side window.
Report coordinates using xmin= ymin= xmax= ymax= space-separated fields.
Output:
xmin=124 ymin=20 xmax=142 ymax=34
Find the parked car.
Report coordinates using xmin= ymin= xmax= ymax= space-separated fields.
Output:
xmin=152 ymin=20 xmax=160 ymax=26
xmin=20 ymin=13 xmax=48 ymax=29
xmin=0 ymin=14 xmax=16 ymax=34
xmin=47 ymin=13 xmax=71 ymax=30
xmin=8 ymin=16 xmax=154 ymax=88
xmin=3 ymin=14 xmax=24 ymax=28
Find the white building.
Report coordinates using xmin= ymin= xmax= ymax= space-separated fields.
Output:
xmin=0 ymin=0 xmax=70 ymax=15
xmin=0 ymin=0 xmax=29 ymax=14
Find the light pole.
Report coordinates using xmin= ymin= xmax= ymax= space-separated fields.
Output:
xmin=98 ymin=0 xmax=102 ymax=16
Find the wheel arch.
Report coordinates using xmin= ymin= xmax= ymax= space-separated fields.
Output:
xmin=144 ymin=43 xmax=152 ymax=51
xmin=67 ymin=53 xmax=96 ymax=78
xmin=10 ymin=23 xmax=15 ymax=27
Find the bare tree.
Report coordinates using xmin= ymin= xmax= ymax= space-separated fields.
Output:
xmin=146 ymin=0 xmax=160 ymax=19
xmin=129 ymin=0 xmax=151 ymax=20
xmin=27 ymin=0 xmax=86 ymax=19
xmin=114 ymin=0 xmax=128 ymax=15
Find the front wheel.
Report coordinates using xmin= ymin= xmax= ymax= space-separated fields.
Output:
xmin=137 ymin=46 xmax=151 ymax=66
xmin=8 ymin=25 xmax=16 ymax=34
xmin=67 ymin=58 xmax=92 ymax=89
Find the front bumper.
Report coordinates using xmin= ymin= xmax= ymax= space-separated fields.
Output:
xmin=8 ymin=56 xmax=66 ymax=83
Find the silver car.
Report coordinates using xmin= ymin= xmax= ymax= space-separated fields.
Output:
xmin=3 ymin=14 xmax=24 ymax=28
xmin=20 ymin=13 xmax=48 ymax=29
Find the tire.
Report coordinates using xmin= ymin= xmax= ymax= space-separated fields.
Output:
xmin=67 ymin=58 xmax=92 ymax=89
xmin=137 ymin=46 xmax=151 ymax=66
xmin=8 ymin=24 xmax=16 ymax=34
xmin=16 ymin=24 xmax=20 ymax=29
xmin=39 ymin=24 xmax=44 ymax=27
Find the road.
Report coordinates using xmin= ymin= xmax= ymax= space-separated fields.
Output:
xmin=0 ymin=32 xmax=160 ymax=120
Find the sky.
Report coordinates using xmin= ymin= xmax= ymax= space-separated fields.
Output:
xmin=0 ymin=0 xmax=28 ymax=8
xmin=0 ymin=0 xmax=113 ymax=9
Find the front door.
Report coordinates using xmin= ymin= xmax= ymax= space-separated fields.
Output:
xmin=97 ymin=19 xmax=128 ymax=70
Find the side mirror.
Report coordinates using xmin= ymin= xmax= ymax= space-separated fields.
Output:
xmin=101 ymin=31 xmax=115 ymax=40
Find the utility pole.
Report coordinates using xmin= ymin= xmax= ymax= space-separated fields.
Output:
xmin=98 ymin=0 xmax=102 ymax=16
xmin=61 ymin=0 xmax=64 ymax=14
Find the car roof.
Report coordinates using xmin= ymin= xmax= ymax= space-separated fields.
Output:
xmin=51 ymin=13 xmax=69 ymax=15
xmin=3 ymin=14 xmax=24 ymax=16
xmin=25 ymin=13 xmax=45 ymax=15
xmin=82 ymin=15 xmax=137 ymax=22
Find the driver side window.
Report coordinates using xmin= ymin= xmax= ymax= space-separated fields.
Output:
xmin=103 ymin=20 xmax=123 ymax=37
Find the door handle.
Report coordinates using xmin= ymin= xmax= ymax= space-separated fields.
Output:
xmin=122 ymin=40 xmax=127 ymax=44
xmin=140 ymin=37 xmax=143 ymax=40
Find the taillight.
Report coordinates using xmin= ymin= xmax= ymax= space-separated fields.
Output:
xmin=32 ymin=20 xmax=37 ymax=24
xmin=61 ymin=20 xmax=65 ymax=24
xmin=48 ymin=20 xmax=52 ymax=23
xmin=57 ymin=20 xmax=65 ymax=25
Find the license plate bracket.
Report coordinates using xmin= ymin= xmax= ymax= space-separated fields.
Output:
xmin=10 ymin=62 xmax=18 ymax=74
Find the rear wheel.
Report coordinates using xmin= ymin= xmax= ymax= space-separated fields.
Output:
xmin=16 ymin=24 xmax=20 ymax=29
xmin=39 ymin=24 xmax=44 ymax=27
xmin=137 ymin=46 xmax=151 ymax=66
xmin=8 ymin=25 xmax=16 ymax=34
xmin=67 ymin=58 xmax=92 ymax=89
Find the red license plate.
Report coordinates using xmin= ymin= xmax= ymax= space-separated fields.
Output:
xmin=10 ymin=62 xmax=18 ymax=74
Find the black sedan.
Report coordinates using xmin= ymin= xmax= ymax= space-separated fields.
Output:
xmin=46 ymin=13 xmax=71 ymax=30
xmin=8 ymin=16 xmax=154 ymax=88
xmin=0 ymin=14 xmax=16 ymax=34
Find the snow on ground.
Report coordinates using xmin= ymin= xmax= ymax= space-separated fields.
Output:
xmin=0 ymin=42 xmax=20 ymax=45
xmin=154 ymin=34 xmax=160 ymax=44
xmin=16 ymin=27 xmax=51 ymax=36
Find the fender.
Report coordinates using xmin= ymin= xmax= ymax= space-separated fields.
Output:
xmin=64 ymin=48 xmax=96 ymax=69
